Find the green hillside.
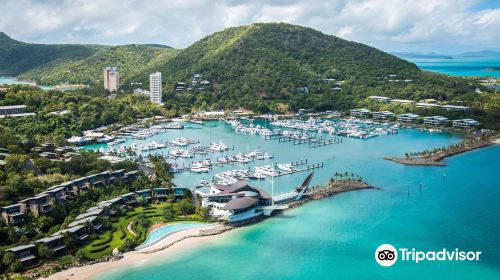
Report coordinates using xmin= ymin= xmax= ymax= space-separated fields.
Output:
xmin=128 ymin=23 xmax=481 ymax=113
xmin=0 ymin=32 xmax=98 ymax=76
xmin=0 ymin=32 xmax=177 ymax=85
xmin=18 ymin=44 xmax=178 ymax=85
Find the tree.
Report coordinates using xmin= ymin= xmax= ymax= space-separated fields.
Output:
xmin=9 ymin=260 xmax=24 ymax=273
xmin=163 ymin=204 xmax=174 ymax=220
xmin=178 ymin=198 xmax=196 ymax=215
xmin=2 ymin=252 xmax=17 ymax=267
xmin=37 ymin=244 xmax=54 ymax=260
xmin=63 ymin=231 xmax=77 ymax=251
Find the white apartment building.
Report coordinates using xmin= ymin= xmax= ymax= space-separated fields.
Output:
xmin=103 ymin=67 xmax=119 ymax=92
xmin=149 ymin=72 xmax=162 ymax=104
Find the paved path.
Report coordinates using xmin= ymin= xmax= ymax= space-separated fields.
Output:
xmin=127 ymin=222 xmax=137 ymax=237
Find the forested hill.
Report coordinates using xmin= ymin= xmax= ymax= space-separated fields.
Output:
xmin=129 ymin=23 xmax=480 ymax=113
xmin=0 ymin=32 xmax=97 ymax=76
xmin=138 ymin=22 xmax=421 ymax=86
xmin=0 ymin=32 xmax=177 ymax=85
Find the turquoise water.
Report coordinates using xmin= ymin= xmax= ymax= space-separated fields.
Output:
xmin=0 ymin=76 xmax=55 ymax=90
xmin=93 ymin=122 xmax=500 ymax=279
xmin=137 ymin=222 xmax=211 ymax=249
xmin=406 ymin=57 xmax=500 ymax=78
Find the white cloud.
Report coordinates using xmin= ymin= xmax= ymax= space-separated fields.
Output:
xmin=0 ymin=0 xmax=498 ymax=53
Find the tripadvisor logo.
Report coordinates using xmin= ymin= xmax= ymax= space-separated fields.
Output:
xmin=375 ymin=244 xmax=398 ymax=267
xmin=375 ymin=244 xmax=482 ymax=267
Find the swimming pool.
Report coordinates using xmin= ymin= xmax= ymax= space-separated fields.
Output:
xmin=136 ymin=222 xmax=212 ymax=250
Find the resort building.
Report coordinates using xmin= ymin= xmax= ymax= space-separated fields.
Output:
xmin=6 ymin=244 xmax=37 ymax=266
xmin=54 ymin=225 xmax=88 ymax=242
xmin=133 ymin=88 xmax=150 ymax=96
xmin=202 ymin=181 xmax=272 ymax=222
xmin=68 ymin=216 xmax=102 ymax=231
xmin=0 ymin=105 xmax=26 ymax=115
xmin=36 ymin=235 xmax=66 ymax=255
xmin=0 ymin=105 xmax=35 ymax=118
xmin=442 ymin=105 xmax=470 ymax=111
xmin=390 ymin=99 xmax=414 ymax=105
xmin=350 ymin=108 xmax=371 ymax=118
xmin=149 ymin=72 xmax=162 ymax=104
xmin=202 ymin=174 xmax=313 ymax=223
xmin=103 ymin=67 xmax=119 ymax=92
xmin=397 ymin=113 xmax=420 ymax=123
xmin=1 ymin=204 xmax=24 ymax=225
xmin=1 ymin=169 xmax=139 ymax=224
xmin=368 ymin=96 xmax=391 ymax=102
xmin=372 ymin=111 xmax=395 ymax=119
xmin=452 ymin=119 xmax=479 ymax=128
xmin=19 ymin=194 xmax=53 ymax=218
xmin=423 ymin=116 xmax=449 ymax=126
xmin=417 ymin=102 xmax=441 ymax=109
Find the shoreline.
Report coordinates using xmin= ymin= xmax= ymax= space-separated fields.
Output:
xmin=42 ymin=180 xmax=373 ymax=280
xmin=384 ymin=137 xmax=498 ymax=166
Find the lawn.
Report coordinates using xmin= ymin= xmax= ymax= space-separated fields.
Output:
xmin=81 ymin=202 xmax=200 ymax=259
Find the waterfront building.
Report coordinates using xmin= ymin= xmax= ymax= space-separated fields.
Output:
xmin=6 ymin=244 xmax=36 ymax=266
xmin=202 ymin=181 xmax=272 ymax=222
xmin=390 ymin=99 xmax=414 ymax=105
xmin=452 ymin=119 xmax=479 ymax=128
xmin=54 ymin=225 xmax=88 ymax=242
xmin=416 ymin=102 xmax=441 ymax=109
xmin=397 ymin=113 xmax=420 ymax=123
xmin=149 ymin=72 xmax=162 ymax=104
xmin=36 ymin=235 xmax=66 ymax=255
xmin=68 ymin=216 xmax=102 ymax=231
xmin=368 ymin=96 xmax=391 ymax=102
xmin=423 ymin=116 xmax=448 ymax=126
xmin=350 ymin=108 xmax=371 ymax=118
xmin=442 ymin=105 xmax=469 ymax=111
xmin=103 ymin=67 xmax=119 ymax=92
xmin=372 ymin=111 xmax=395 ymax=119
xmin=135 ymin=190 xmax=153 ymax=202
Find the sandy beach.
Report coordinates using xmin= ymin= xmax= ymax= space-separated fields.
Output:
xmin=43 ymin=224 xmax=231 ymax=280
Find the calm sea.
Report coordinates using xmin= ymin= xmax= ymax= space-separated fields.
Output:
xmin=0 ymin=76 xmax=54 ymax=90
xmin=406 ymin=57 xmax=500 ymax=78
xmin=90 ymin=122 xmax=500 ymax=280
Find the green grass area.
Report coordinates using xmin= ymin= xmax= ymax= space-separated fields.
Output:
xmin=81 ymin=202 xmax=199 ymax=259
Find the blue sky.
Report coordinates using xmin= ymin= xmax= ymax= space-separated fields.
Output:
xmin=0 ymin=0 xmax=499 ymax=53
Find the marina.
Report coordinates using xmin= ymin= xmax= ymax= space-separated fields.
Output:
xmin=88 ymin=120 xmax=500 ymax=280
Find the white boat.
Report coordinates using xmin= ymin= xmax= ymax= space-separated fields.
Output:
xmin=263 ymin=152 xmax=273 ymax=159
xmin=277 ymin=163 xmax=295 ymax=172
xmin=191 ymin=165 xmax=209 ymax=173
xmin=97 ymin=135 xmax=116 ymax=143
xmin=254 ymin=165 xmax=278 ymax=176
xmin=171 ymin=137 xmax=189 ymax=147
xmin=209 ymin=142 xmax=229 ymax=152
xmin=170 ymin=149 xmax=184 ymax=157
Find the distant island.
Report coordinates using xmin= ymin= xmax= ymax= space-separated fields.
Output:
xmin=394 ymin=50 xmax=500 ymax=60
